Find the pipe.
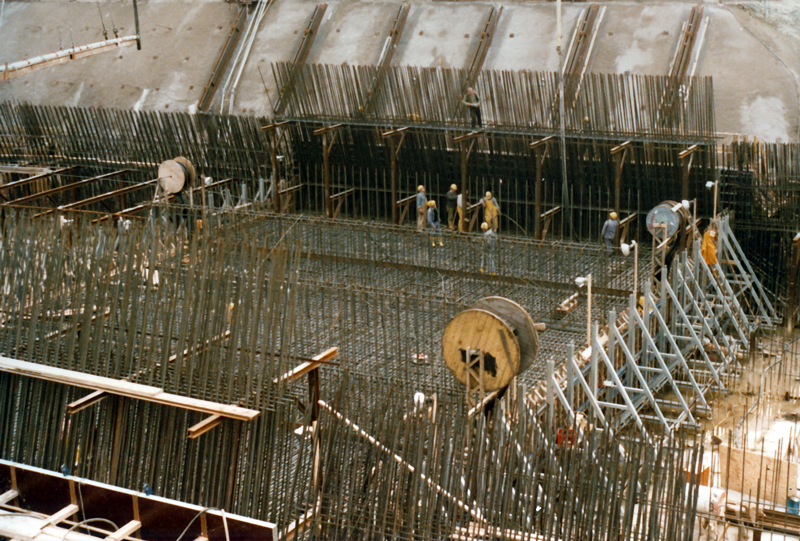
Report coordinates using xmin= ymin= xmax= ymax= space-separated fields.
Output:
xmin=220 ymin=0 xmax=271 ymax=114
xmin=227 ymin=0 xmax=272 ymax=114
xmin=1 ymin=36 xmax=138 ymax=79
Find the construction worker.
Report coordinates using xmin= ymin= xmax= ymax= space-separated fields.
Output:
xmin=480 ymin=222 xmax=497 ymax=274
xmin=480 ymin=191 xmax=500 ymax=232
xmin=427 ymin=200 xmax=443 ymax=246
xmin=446 ymin=184 xmax=458 ymax=230
xmin=461 ymin=87 xmax=482 ymax=129
xmin=416 ymin=185 xmax=427 ymax=232
xmin=701 ymin=226 xmax=718 ymax=266
xmin=601 ymin=211 xmax=618 ymax=255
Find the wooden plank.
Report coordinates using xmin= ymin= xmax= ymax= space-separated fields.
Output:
xmin=0 ymin=166 xmax=78 ymax=196
xmin=274 ymin=347 xmax=339 ymax=384
xmin=720 ymin=444 xmax=797 ymax=503
xmin=0 ymin=356 xmax=259 ymax=421
xmin=188 ymin=414 xmax=224 ymax=439
xmin=35 ymin=178 xmax=158 ymax=218
xmin=106 ymin=519 xmax=142 ymax=540
xmin=197 ymin=7 xmax=249 ymax=112
xmin=2 ymin=169 xmax=129 ymax=207
xmin=67 ymin=390 xmax=108 ymax=414
xmin=0 ymin=489 xmax=19 ymax=505
xmin=39 ymin=504 xmax=79 ymax=529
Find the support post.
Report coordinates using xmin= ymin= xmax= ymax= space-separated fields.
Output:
xmin=787 ymin=235 xmax=800 ymax=334
xmin=611 ymin=141 xmax=630 ymax=218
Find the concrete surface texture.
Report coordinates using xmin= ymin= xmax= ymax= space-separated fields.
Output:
xmin=0 ymin=0 xmax=797 ymax=142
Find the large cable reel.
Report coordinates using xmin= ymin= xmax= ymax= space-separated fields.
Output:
xmin=442 ymin=297 xmax=541 ymax=392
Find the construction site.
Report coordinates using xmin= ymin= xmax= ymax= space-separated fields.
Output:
xmin=1 ymin=0 xmax=800 ymax=539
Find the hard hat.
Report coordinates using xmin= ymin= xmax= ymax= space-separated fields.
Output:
xmin=481 ymin=222 xmax=489 ymax=231
xmin=709 ymin=229 xmax=716 ymax=237
xmin=418 ymin=185 xmax=424 ymax=192
xmin=450 ymin=184 xmax=457 ymax=191
xmin=485 ymin=191 xmax=492 ymax=199
xmin=610 ymin=212 xmax=618 ymax=220
xmin=427 ymin=200 xmax=436 ymax=207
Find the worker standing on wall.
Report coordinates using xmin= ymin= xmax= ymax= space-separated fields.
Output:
xmin=481 ymin=222 xmax=497 ymax=274
xmin=446 ymin=184 xmax=458 ymax=230
xmin=461 ymin=87 xmax=482 ymax=129
xmin=427 ymin=200 xmax=443 ymax=246
xmin=601 ymin=211 xmax=618 ymax=255
xmin=416 ymin=185 xmax=427 ymax=232
xmin=480 ymin=191 xmax=500 ymax=232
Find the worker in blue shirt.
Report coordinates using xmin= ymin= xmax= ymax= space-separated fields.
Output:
xmin=601 ymin=211 xmax=618 ymax=254
xmin=416 ymin=185 xmax=427 ymax=232
xmin=427 ymin=200 xmax=443 ymax=246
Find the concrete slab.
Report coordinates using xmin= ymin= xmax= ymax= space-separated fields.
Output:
xmin=482 ymin=4 xmax=578 ymax=72
xmin=0 ymin=0 xmax=798 ymax=141
xmin=391 ymin=2 xmax=489 ymax=69
xmin=0 ymin=0 xmax=239 ymax=113
xmin=314 ymin=2 xmax=398 ymax=66
xmin=699 ymin=5 xmax=799 ymax=142
xmin=590 ymin=4 xmax=688 ymax=75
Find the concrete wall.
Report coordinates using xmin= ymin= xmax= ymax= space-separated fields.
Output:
xmin=0 ymin=0 xmax=797 ymax=142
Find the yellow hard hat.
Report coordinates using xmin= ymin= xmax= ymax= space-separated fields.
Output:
xmin=427 ymin=200 xmax=436 ymax=207
xmin=450 ymin=184 xmax=457 ymax=191
xmin=610 ymin=212 xmax=618 ymax=220
xmin=418 ymin=185 xmax=424 ymax=192
xmin=481 ymin=222 xmax=489 ymax=231
xmin=485 ymin=191 xmax=492 ymax=199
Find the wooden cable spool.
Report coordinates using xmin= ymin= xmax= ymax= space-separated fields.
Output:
xmin=157 ymin=157 xmax=196 ymax=195
xmin=442 ymin=297 xmax=540 ymax=392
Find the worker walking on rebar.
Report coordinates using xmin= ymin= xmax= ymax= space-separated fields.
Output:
xmin=601 ymin=211 xmax=618 ymax=255
xmin=480 ymin=191 xmax=500 ymax=232
xmin=446 ymin=184 xmax=458 ymax=230
xmin=427 ymin=200 xmax=443 ymax=246
xmin=416 ymin=185 xmax=427 ymax=232
xmin=481 ymin=222 xmax=497 ymax=274
xmin=701 ymin=225 xmax=718 ymax=267
xmin=702 ymin=224 xmax=720 ymax=291
xmin=461 ymin=87 xmax=482 ymax=129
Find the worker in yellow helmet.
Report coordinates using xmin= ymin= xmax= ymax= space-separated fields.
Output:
xmin=480 ymin=191 xmax=500 ymax=232
xmin=446 ymin=184 xmax=458 ymax=230
xmin=427 ymin=200 xmax=443 ymax=247
xmin=601 ymin=211 xmax=619 ymax=255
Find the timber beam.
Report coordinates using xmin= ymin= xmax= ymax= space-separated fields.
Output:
xmin=361 ymin=3 xmax=410 ymax=118
xmin=1 ymin=169 xmax=129 ymax=208
xmin=273 ymin=4 xmax=328 ymax=116
xmin=0 ymin=356 xmax=260 ymax=422
xmin=462 ymin=6 xmax=503 ymax=92
xmin=197 ymin=7 xmax=248 ymax=112
xmin=0 ymin=166 xmax=78 ymax=201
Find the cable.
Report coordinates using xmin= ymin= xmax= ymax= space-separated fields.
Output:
xmin=174 ymin=507 xmax=207 ymax=541
xmin=59 ymin=518 xmax=119 ymax=541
